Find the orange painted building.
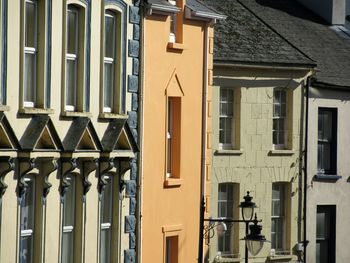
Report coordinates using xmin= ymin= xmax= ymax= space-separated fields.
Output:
xmin=140 ymin=0 xmax=224 ymax=262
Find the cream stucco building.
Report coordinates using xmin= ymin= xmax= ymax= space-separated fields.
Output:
xmin=202 ymin=1 xmax=315 ymax=262
xmin=0 ymin=0 xmax=140 ymax=262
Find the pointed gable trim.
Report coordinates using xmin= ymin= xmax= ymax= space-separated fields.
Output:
xmin=63 ymin=117 xmax=102 ymax=152
xmin=101 ymin=118 xmax=138 ymax=153
xmin=0 ymin=112 xmax=20 ymax=150
xmin=165 ymin=69 xmax=184 ymax=97
xmin=19 ymin=115 xmax=63 ymax=152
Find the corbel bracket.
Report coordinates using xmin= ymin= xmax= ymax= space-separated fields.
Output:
xmin=17 ymin=157 xmax=36 ymax=199
xmin=41 ymin=158 xmax=58 ymax=199
xmin=0 ymin=157 xmax=15 ymax=198
xmin=78 ymin=158 xmax=98 ymax=197
xmin=98 ymin=157 xmax=115 ymax=195
xmin=119 ymin=158 xmax=132 ymax=193
xmin=60 ymin=158 xmax=77 ymax=199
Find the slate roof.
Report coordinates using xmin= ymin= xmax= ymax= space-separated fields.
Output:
xmin=186 ymin=0 xmax=225 ymax=18
xmin=241 ymin=0 xmax=350 ymax=88
xmin=200 ymin=0 xmax=315 ymax=67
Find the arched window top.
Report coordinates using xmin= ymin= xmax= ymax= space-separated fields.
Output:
xmin=104 ymin=0 xmax=127 ymax=10
xmin=67 ymin=0 xmax=88 ymax=9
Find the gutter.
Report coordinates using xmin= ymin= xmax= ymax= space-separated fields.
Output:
xmin=311 ymin=79 xmax=350 ymax=91
xmin=198 ymin=23 xmax=209 ymax=263
xmin=214 ymin=61 xmax=316 ymax=71
xmin=185 ymin=6 xmax=226 ymax=22
xmin=303 ymin=77 xmax=311 ymax=261
xmin=144 ymin=2 xmax=180 ymax=16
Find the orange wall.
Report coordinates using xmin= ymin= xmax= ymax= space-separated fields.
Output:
xmin=142 ymin=8 xmax=211 ymax=263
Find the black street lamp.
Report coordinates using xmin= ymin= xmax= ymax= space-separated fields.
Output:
xmin=203 ymin=192 xmax=268 ymax=263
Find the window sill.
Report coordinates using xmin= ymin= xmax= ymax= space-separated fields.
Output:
xmin=267 ymin=255 xmax=293 ymax=261
xmin=99 ymin=112 xmax=128 ymax=120
xmin=214 ymin=149 xmax=244 ymax=156
xmin=214 ymin=257 xmax=241 ymax=263
xmin=164 ymin=178 xmax=182 ymax=187
xmin=314 ymin=174 xmax=342 ymax=182
xmin=0 ymin=105 xmax=10 ymax=111
xmin=268 ymin=149 xmax=295 ymax=156
xmin=167 ymin=42 xmax=185 ymax=51
xmin=19 ymin=107 xmax=54 ymax=115
xmin=61 ymin=111 xmax=92 ymax=118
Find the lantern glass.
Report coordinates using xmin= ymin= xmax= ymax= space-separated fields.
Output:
xmin=242 ymin=206 xmax=254 ymax=221
xmin=246 ymin=239 xmax=264 ymax=256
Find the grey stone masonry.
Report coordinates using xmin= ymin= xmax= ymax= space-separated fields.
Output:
xmin=125 ymin=1 xmax=140 ymax=262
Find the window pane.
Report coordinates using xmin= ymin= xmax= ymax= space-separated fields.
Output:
xmin=274 ymin=104 xmax=281 ymax=117
xmin=21 ymin=178 xmax=35 ymax=230
xmin=104 ymin=62 xmax=114 ymax=109
xmin=101 ymin=177 xmax=112 ymax=224
xmin=316 ymin=212 xmax=326 ymax=239
xmin=67 ymin=8 xmax=77 ymax=54
xmin=24 ymin=53 xmax=36 ymax=104
xmin=100 ymin=229 xmax=111 ymax=263
xmin=25 ymin=1 xmax=36 ymax=48
xmin=271 ymin=183 xmax=286 ymax=251
xmin=19 ymin=235 xmax=33 ymax=263
xmin=66 ymin=59 xmax=77 ymax=107
xmin=105 ymin=14 xmax=115 ymax=58
xmin=63 ymin=176 xmax=75 ymax=227
xmin=218 ymin=183 xmax=234 ymax=253
xmin=61 ymin=232 xmax=74 ymax=263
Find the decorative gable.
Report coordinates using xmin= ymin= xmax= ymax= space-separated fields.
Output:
xmin=101 ymin=118 xmax=138 ymax=153
xmin=63 ymin=117 xmax=102 ymax=152
xmin=165 ymin=69 xmax=184 ymax=97
xmin=115 ymin=128 xmax=133 ymax=151
xmin=20 ymin=115 xmax=62 ymax=152
xmin=0 ymin=113 xmax=19 ymax=150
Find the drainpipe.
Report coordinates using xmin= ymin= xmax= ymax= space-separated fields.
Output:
xmin=303 ymin=76 xmax=311 ymax=262
xmin=199 ymin=23 xmax=209 ymax=263
xmin=137 ymin=2 xmax=145 ymax=262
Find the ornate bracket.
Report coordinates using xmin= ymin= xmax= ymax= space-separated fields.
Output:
xmin=17 ymin=158 xmax=36 ymax=199
xmin=42 ymin=159 xmax=58 ymax=199
xmin=60 ymin=158 xmax=77 ymax=200
xmin=79 ymin=158 xmax=98 ymax=197
xmin=119 ymin=158 xmax=132 ymax=193
xmin=0 ymin=157 xmax=15 ymax=198
xmin=98 ymin=158 xmax=115 ymax=195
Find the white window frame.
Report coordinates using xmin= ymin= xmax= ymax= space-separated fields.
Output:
xmin=103 ymin=11 xmax=116 ymax=113
xmin=24 ymin=0 xmax=38 ymax=108
xmin=65 ymin=6 xmax=79 ymax=112
xmin=168 ymin=0 xmax=176 ymax=43
xmin=217 ymin=183 xmax=234 ymax=255
xmin=219 ymin=87 xmax=235 ymax=150
xmin=271 ymin=183 xmax=287 ymax=254
xmin=317 ymin=108 xmax=337 ymax=175
xmin=19 ymin=176 xmax=35 ymax=263
xmin=272 ymin=89 xmax=287 ymax=150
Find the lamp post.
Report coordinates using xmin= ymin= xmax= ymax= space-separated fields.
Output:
xmin=203 ymin=192 xmax=267 ymax=263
